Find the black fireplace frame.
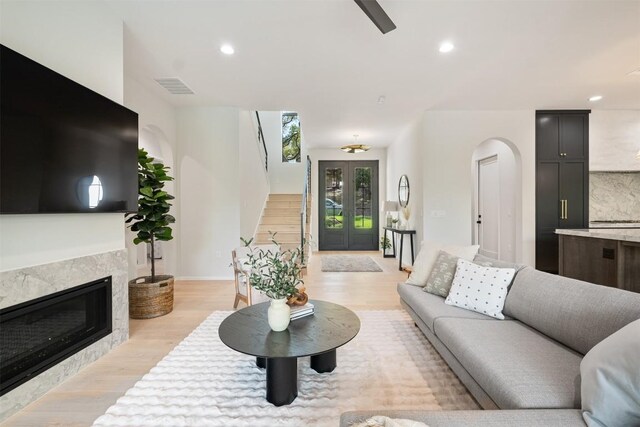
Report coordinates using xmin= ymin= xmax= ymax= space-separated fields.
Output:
xmin=0 ymin=277 xmax=112 ymax=395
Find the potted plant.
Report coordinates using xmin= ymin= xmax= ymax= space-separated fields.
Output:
xmin=125 ymin=148 xmax=176 ymax=319
xmin=380 ymin=236 xmax=392 ymax=255
xmin=247 ymin=242 xmax=304 ymax=331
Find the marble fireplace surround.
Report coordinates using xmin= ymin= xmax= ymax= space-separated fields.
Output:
xmin=0 ymin=249 xmax=128 ymax=421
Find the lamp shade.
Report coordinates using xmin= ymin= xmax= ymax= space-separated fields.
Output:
xmin=384 ymin=200 xmax=398 ymax=211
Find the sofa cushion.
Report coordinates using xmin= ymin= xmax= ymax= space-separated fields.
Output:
xmin=472 ymin=254 xmax=526 ymax=277
xmin=406 ymin=243 xmax=479 ymax=287
xmin=434 ymin=317 xmax=582 ymax=409
xmin=424 ymin=250 xmax=460 ymax=297
xmin=340 ymin=410 xmax=585 ymax=427
xmin=444 ymin=259 xmax=515 ymax=319
xmin=504 ymin=267 xmax=640 ymax=355
xmin=581 ymin=319 xmax=640 ymax=427
xmin=398 ymin=283 xmax=494 ymax=333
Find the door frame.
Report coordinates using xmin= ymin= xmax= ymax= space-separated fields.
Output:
xmin=318 ymin=160 xmax=379 ymax=251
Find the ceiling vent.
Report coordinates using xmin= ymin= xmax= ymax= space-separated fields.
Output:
xmin=154 ymin=77 xmax=194 ymax=95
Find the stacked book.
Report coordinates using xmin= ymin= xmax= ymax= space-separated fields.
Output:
xmin=290 ymin=303 xmax=314 ymax=320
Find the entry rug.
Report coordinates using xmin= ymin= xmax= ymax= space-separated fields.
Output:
xmin=93 ymin=311 xmax=478 ymax=427
xmin=321 ymin=255 xmax=383 ymax=272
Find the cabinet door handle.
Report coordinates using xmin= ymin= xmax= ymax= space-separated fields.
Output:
xmin=565 ymin=200 xmax=568 ymax=220
xmin=560 ymin=199 xmax=567 ymax=220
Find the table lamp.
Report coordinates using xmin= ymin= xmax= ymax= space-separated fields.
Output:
xmin=384 ymin=201 xmax=398 ymax=227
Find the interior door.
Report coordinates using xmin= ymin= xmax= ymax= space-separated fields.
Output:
xmin=318 ymin=160 xmax=379 ymax=250
xmin=477 ymin=156 xmax=500 ymax=259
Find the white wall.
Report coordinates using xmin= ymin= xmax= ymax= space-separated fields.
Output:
xmin=471 ymin=139 xmax=520 ymax=262
xmin=308 ymin=148 xmax=387 ymax=251
xmin=590 ymin=110 xmax=640 ymax=171
xmin=386 ymin=119 xmax=424 ymax=268
xmin=239 ymin=111 xmax=270 ymax=240
xmin=177 ymin=107 xmax=240 ymax=279
xmin=123 ymin=75 xmax=178 ymax=279
xmin=0 ymin=1 xmax=126 ymax=271
xmin=422 ymin=111 xmax=535 ymax=266
xmin=260 ymin=111 xmax=308 ymax=194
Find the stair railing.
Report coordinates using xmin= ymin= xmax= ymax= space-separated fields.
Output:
xmin=255 ymin=111 xmax=268 ymax=172
xmin=300 ymin=155 xmax=312 ymax=264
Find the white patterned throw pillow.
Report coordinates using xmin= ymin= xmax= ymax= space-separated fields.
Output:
xmin=444 ymin=259 xmax=515 ymax=319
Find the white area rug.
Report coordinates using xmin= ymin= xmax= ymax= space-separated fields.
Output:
xmin=93 ymin=310 xmax=478 ymax=427
xmin=321 ymin=255 xmax=383 ymax=272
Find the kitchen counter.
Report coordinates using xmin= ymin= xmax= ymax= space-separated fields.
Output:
xmin=556 ymin=228 xmax=640 ymax=243
xmin=556 ymin=229 xmax=640 ymax=293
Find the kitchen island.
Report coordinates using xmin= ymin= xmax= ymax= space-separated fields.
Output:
xmin=556 ymin=227 xmax=640 ymax=293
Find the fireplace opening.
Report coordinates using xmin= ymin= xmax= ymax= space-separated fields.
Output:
xmin=0 ymin=277 xmax=112 ymax=395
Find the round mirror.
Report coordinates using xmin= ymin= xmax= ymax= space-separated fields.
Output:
xmin=398 ymin=175 xmax=410 ymax=207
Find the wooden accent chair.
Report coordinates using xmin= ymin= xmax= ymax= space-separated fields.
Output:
xmin=231 ymin=244 xmax=279 ymax=309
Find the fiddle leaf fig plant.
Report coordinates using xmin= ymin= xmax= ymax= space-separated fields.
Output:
xmin=126 ymin=148 xmax=175 ymax=281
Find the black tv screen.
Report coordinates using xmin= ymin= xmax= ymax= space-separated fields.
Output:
xmin=0 ymin=45 xmax=138 ymax=214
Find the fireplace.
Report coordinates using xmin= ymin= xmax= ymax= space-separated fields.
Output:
xmin=0 ymin=277 xmax=112 ymax=395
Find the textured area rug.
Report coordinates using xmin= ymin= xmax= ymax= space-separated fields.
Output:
xmin=93 ymin=310 xmax=478 ymax=427
xmin=321 ymin=255 xmax=383 ymax=272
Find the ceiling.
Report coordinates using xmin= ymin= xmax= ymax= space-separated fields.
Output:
xmin=111 ymin=0 xmax=640 ymax=148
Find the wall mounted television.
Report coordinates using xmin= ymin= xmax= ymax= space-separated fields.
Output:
xmin=0 ymin=44 xmax=138 ymax=214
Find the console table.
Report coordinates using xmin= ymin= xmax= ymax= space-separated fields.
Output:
xmin=383 ymin=227 xmax=416 ymax=271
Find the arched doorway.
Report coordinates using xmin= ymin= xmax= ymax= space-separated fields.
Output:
xmin=471 ymin=138 xmax=522 ymax=262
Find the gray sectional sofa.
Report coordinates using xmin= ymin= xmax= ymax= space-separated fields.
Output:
xmin=341 ymin=265 xmax=640 ymax=426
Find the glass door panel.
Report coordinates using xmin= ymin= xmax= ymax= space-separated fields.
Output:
xmin=354 ymin=167 xmax=372 ymax=229
xmin=324 ymin=168 xmax=343 ymax=229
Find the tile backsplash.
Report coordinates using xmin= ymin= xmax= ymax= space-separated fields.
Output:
xmin=590 ymin=172 xmax=640 ymax=222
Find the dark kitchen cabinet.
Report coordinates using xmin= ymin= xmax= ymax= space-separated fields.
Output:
xmin=536 ymin=110 xmax=590 ymax=274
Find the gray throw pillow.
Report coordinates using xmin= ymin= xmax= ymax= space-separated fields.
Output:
xmin=581 ymin=319 xmax=640 ymax=427
xmin=473 ymin=254 xmax=524 ymax=287
xmin=423 ymin=250 xmax=459 ymax=297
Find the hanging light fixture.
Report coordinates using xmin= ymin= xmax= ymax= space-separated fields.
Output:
xmin=340 ymin=134 xmax=371 ymax=153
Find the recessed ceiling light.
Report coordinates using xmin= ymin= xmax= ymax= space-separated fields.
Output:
xmin=220 ymin=44 xmax=235 ymax=55
xmin=439 ymin=41 xmax=455 ymax=53
xmin=589 ymin=95 xmax=603 ymax=102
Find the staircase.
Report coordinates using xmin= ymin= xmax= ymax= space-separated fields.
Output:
xmin=255 ymin=194 xmax=301 ymax=249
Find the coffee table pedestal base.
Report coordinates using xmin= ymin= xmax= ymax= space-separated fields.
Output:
xmin=310 ymin=350 xmax=337 ymax=373
xmin=266 ymin=357 xmax=298 ymax=406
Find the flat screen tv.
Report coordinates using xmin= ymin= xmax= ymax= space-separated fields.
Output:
xmin=0 ymin=44 xmax=138 ymax=214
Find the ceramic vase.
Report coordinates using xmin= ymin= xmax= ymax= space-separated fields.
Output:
xmin=268 ymin=298 xmax=291 ymax=331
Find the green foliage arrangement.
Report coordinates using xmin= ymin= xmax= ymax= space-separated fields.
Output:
xmin=126 ymin=148 xmax=175 ymax=281
xmin=380 ymin=236 xmax=392 ymax=250
xmin=247 ymin=239 xmax=304 ymax=300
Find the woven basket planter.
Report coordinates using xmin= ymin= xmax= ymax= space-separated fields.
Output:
xmin=128 ymin=275 xmax=174 ymax=319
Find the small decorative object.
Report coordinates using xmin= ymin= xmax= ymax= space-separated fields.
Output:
xmin=126 ymin=148 xmax=176 ymax=319
xmin=401 ymin=205 xmax=411 ymax=229
xmin=247 ymin=238 xmax=304 ymax=331
xmin=268 ymin=298 xmax=291 ymax=331
xmin=287 ymin=286 xmax=309 ymax=306
xmin=391 ymin=218 xmax=399 ymax=229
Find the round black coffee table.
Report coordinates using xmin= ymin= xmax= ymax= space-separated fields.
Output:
xmin=218 ymin=300 xmax=360 ymax=406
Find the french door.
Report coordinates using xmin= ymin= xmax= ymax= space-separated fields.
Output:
xmin=318 ymin=161 xmax=379 ymax=250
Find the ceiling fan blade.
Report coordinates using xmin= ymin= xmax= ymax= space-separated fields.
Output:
xmin=353 ymin=0 xmax=397 ymax=34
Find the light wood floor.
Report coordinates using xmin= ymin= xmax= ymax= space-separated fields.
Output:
xmin=3 ymin=251 xmax=406 ymax=427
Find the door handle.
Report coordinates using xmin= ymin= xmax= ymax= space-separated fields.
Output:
xmin=560 ymin=199 xmax=568 ymax=220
